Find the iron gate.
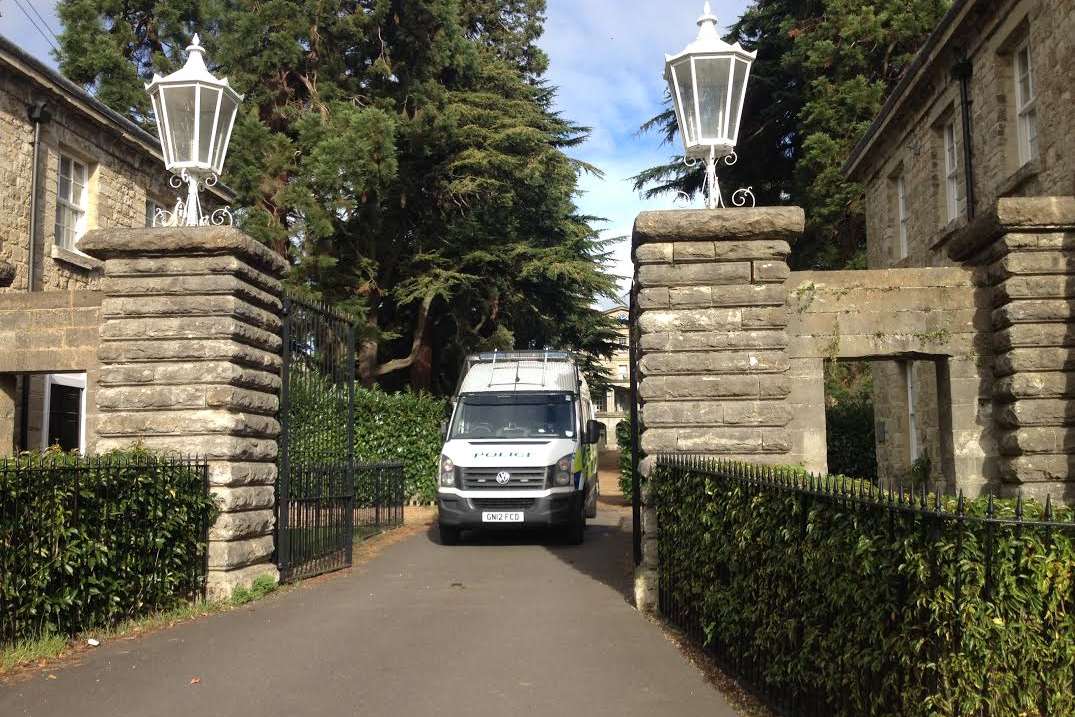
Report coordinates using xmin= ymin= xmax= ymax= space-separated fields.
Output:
xmin=276 ymin=293 xmax=356 ymax=582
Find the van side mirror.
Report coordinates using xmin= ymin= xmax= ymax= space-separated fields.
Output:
xmin=585 ymin=419 xmax=601 ymax=445
xmin=440 ymin=420 xmax=449 ymax=440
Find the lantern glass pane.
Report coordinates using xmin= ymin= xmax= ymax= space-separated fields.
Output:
xmin=672 ymin=61 xmax=696 ymax=145
xmin=163 ymin=85 xmax=196 ymax=163
xmin=213 ymin=92 xmax=238 ymax=173
xmin=695 ymin=56 xmax=730 ymax=140
xmin=198 ymin=86 xmax=220 ymax=165
xmin=150 ymin=92 xmax=171 ymax=165
xmin=729 ymin=59 xmax=749 ymax=143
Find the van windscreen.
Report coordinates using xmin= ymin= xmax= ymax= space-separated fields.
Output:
xmin=450 ymin=393 xmax=575 ymax=440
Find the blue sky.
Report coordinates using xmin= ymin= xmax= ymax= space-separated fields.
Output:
xmin=2 ymin=0 xmax=751 ymax=301
xmin=540 ymin=0 xmax=749 ymax=302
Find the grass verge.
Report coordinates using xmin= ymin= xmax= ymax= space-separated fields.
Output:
xmin=2 ymin=518 xmax=422 ymax=678
xmin=1 ymin=575 xmax=279 ymax=676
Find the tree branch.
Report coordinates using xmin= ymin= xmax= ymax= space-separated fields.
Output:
xmin=373 ymin=293 xmax=435 ymax=377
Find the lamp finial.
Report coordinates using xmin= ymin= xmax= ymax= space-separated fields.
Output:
xmin=696 ymin=2 xmax=719 ymax=39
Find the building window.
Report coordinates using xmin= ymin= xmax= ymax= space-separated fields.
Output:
xmin=943 ymin=122 xmax=962 ymax=223
xmin=42 ymin=373 xmax=87 ymax=453
xmin=617 ymin=364 xmax=628 ymax=381
xmin=895 ymin=174 xmax=909 ymax=259
xmin=1014 ymin=41 xmax=1038 ymax=165
xmin=145 ymin=198 xmax=161 ymax=227
xmin=904 ymin=362 xmax=919 ymax=462
xmin=595 ymin=391 xmax=608 ymax=413
xmin=54 ymin=155 xmax=88 ymax=249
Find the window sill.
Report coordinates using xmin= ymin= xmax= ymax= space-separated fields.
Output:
xmin=998 ymin=158 xmax=1040 ymax=197
xmin=52 ymin=245 xmax=103 ymax=272
xmin=929 ymin=215 xmax=969 ymax=252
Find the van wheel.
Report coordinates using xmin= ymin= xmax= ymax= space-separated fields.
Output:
xmin=564 ymin=511 xmax=585 ymax=545
xmin=439 ymin=524 xmax=461 ymax=545
xmin=585 ymin=487 xmax=597 ymax=519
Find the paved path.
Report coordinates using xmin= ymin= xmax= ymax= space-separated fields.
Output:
xmin=1 ymin=502 xmax=739 ymax=716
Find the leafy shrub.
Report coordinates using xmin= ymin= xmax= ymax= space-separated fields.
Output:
xmin=0 ymin=449 xmax=216 ymax=646
xmin=287 ymin=374 xmax=446 ymax=502
xmin=653 ymin=457 xmax=1075 ymax=716
xmin=825 ymin=361 xmax=877 ymax=482
xmin=352 ymin=388 xmax=446 ymax=503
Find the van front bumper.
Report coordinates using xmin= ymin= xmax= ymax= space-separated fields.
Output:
xmin=437 ymin=490 xmax=582 ymax=528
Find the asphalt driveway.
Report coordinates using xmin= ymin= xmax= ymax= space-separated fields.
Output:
xmin=1 ymin=502 xmax=739 ymax=717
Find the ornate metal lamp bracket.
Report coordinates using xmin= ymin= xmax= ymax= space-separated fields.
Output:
xmin=153 ymin=170 xmax=234 ymax=227
xmin=676 ymin=147 xmax=755 ymax=209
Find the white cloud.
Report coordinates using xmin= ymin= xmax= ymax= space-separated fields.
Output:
xmin=543 ymin=0 xmax=750 ymax=305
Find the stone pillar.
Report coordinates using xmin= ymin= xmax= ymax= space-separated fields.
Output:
xmin=0 ymin=374 xmax=15 ymax=456
xmin=631 ymin=207 xmax=804 ymax=611
xmin=80 ymin=226 xmax=288 ymax=598
xmin=987 ymin=197 xmax=1075 ymax=500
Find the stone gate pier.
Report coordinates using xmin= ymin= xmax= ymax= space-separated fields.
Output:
xmin=631 ymin=207 xmax=803 ymax=610
xmin=80 ymin=227 xmax=287 ymax=598
xmin=632 ymin=199 xmax=1075 ymax=612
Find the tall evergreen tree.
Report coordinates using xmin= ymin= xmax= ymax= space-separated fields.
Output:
xmin=634 ymin=0 xmax=949 ymax=269
xmin=56 ymin=0 xmax=619 ymax=393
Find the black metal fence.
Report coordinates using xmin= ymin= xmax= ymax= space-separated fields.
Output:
xmin=354 ymin=462 xmax=405 ymax=535
xmin=277 ymin=294 xmax=408 ymax=582
xmin=653 ymin=454 xmax=1075 ymax=717
xmin=277 ymin=293 xmax=356 ymax=582
xmin=0 ymin=453 xmax=211 ymax=644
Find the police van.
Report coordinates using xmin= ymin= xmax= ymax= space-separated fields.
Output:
xmin=436 ymin=351 xmax=600 ymax=545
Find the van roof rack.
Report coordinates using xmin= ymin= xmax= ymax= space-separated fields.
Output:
xmin=468 ymin=350 xmax=573 ymax=363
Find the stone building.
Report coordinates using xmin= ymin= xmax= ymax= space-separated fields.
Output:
xmin=0 ymin=35 xmax=230 ymax=454
xmin=843 ymin=0 xmax=1074 ymax=486
xmin=594 ymin=303 xmax=630 ymax=457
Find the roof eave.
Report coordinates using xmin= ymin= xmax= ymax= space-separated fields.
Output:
xmin=843 ymin=0 xmax=978 ymax=180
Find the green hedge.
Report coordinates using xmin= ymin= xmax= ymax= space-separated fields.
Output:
xmin=616 ymin=419 xmax=633 ymax=500
xmin=287 ymin=376 xmax=446 ymax=503
xmin=653 ymin=458 xmax=1075 ymax=716
xmin=352 ymin=388 xmax=447 ymax=503
xmin=0 ymin=449 xmax=216 ymax=646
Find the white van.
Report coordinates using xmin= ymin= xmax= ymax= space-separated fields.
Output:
xmin=436 ymin=351 xmax=600 ymax=544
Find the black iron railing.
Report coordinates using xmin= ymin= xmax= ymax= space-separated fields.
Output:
xmin=653 ymin=454 xmax=1075 ymax=717
xmin=276 ymin=293 xmax=408 ymax=582
xmin=277 ymin=292 xmax=357 ymax=582
xmin=354 ymin=462 xmax=405 ymax=536
xmin=0 ymin=453 xmax=211 ymax=645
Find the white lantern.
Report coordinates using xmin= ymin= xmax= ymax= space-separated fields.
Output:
xmin=145 ymin=34 xmax=242 ymax=225
xmin=664 ymin=3 xmax=756 ymax=208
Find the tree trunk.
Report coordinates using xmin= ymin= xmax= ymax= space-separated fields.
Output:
xmin=409 ymin=328 xmax=433 ymax=391
xmin=356 ymin=293 xmax=435 ymax=387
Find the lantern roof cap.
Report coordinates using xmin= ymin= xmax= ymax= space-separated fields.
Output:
xmin=665 ymin=2 xmax=757 ymax=64
xmin=144 ymin=33 xmax=242 ymax=98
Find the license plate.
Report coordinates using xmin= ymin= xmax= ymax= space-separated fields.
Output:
xmin=482 ymin=511 xmax=524 ymax=523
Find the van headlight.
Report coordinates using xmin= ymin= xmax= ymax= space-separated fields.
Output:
xmin=439 ymin=455 xmax=456 ymax=487
xmin=553 ymin=454 xmax=574 ymax=487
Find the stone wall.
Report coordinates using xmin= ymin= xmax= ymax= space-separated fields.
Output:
xmin=0 ymin=290 xmax=102 ymax=454
xmin=80 ymin=226 xmax=288 ymax=598
xmin=785 ymin=268 xmax=995 ymax=494
xmin=984 ymin=197 xmax=1075 ymax=502
xmin=631 ymin=207 xmax=803 ymax=610
xmin=0 ymin=62 xmax=175 ymax=293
